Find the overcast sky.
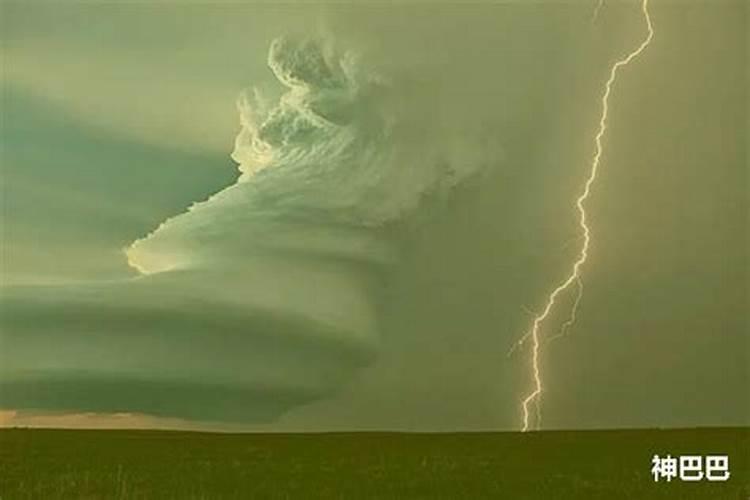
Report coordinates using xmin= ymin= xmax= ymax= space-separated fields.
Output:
xmin=0 ymin=0 xmax=746 ymax=431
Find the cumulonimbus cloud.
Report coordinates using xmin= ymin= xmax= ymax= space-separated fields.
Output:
xmin=1 ymin=36 xmax=490 ymax=422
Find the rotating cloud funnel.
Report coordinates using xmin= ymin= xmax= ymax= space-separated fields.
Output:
xmin=0 ymin=38 xmax=481 ymax=422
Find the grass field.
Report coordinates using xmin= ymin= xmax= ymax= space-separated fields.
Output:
xmin=0 ymin=427 xmax=747 ymax=499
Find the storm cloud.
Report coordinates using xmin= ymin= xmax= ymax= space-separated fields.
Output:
xmin=1 ymin=35 xmax=490 ymax=422
xmin=2 ymin=1 xmax=746 ymax=430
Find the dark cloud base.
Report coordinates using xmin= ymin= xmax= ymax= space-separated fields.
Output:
xmin=1 ymin=270 xmax=377 ymax=422
xmin=0 ymin=376 xmax=319 ymax=423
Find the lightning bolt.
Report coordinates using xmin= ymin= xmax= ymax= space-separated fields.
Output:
xmin=546 ymin=276 xmax=583 ymax=345
xmin=517 ymin=0 xmax=654 ymax=432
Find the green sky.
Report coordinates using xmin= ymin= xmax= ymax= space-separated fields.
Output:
xmin=0 ymin=0 xmax=747 ymax=431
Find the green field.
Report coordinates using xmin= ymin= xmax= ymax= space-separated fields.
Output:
xmin=0 ymin=427 xmax=747 ymax=499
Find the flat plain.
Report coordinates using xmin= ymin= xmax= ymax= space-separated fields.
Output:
xmin=0 ymin=427 xmax=747 ymax=499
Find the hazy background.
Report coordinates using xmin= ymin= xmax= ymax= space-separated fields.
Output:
xmin=1 ymin=0 xmax=747 ymax=431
